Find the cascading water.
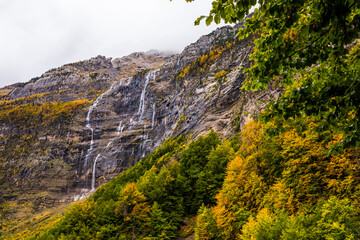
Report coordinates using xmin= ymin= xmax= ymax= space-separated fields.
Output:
xmin=129 ymin=118 xmax=134 ymax=130
xmin=80 ymin=69 xmax=159 ymax=196
xmin=117 ymin=121 xmax=123 ymax=135
xmin=141 ymin=125 xmax=148 ymax=158
xmin=138 ymin=69 xmax=159 ymax=121
xmin=152 ymin=103 xmax=156 ymax=128
xmin=75 ymin=70 xmax=163 ymax=200
xmin=137 ymin=69 xmax=159 ymax=158
xmin=83 ymin=83 xmax=115 ymax=188
xmin=90 ymin=126 xmax=119 ymax=192
xmin=175 ymin=56 xmax=181 ymax=73
xmin=83 ymin=127 xmax=94 ymax=186
xmin=91 ymin=154 xmax=101 ymax=191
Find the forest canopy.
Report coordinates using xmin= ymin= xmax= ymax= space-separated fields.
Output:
xmin=190 ymin=0 xmax=360 ymax=86
xmin=2 ymin=1 xmax=360 ymax=239
xmin=188 ymin=0 xmax=360 ymax=149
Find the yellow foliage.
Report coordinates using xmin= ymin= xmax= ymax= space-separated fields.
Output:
xmin=199 ymin=55 xmax=208 ymax=65
xmin=177 ymin=44 xmax=228 ymax=79
xmin=0 ymin=90 xmax=69 ymax=107
xmin=240 ymin=208 xmax=276 ymax=240
xmin=225 ymin=41 xmax=233 ymax=50
xmin=207 ymin=116 xmax=360 ymax=238
xmin=211 ymin=121 xmax=267 ymax=239
xmin=178 ymin=65 xmax=191 ymax=78
xmin=215 ymin=70 xmax=229 ymax=80
xmin=0 ymin=99 xmax=90 ymax=129
xmin=115 ymin=182 xmax=151 ymax=225
xmin=261 ymin=180 xmax=297 ymax=214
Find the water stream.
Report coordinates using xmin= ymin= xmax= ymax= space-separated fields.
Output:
xmin=141 ymin=125 xmax=148 ymax=158
xmin=81 ymin=69 xmax=159 ymax=195
xmin=137 ymin=70 xmax=159 ymax=158
xmin=91 ymin=154 xmax=101 ymax=191
xmin=117 ymin=121 xmax=123 ymax=135
xmin=175 ymin=56 xmax=181 ymax=73
xmin=138 ymin=69 xmax=159 ymax=121
xmin=152 ymin=103 xmax=156 ymax=128
xmin=83 ymin=83 xmax=114 ymax=188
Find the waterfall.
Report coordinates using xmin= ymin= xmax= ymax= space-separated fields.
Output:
xmin=117 ymin=120 xmax=125 ymax=135
xmin=90 ymin=129 xmax=116 ymax=192
xmin=91 ymin=154 xmax=101 ymax=191
xmin=129 ymin=118 xmax=134 ymax=130
xmin=135 ymin=69 xmax=159 ymax=159
xmin=141 ymin=125 xmax=148 ymax=158
xmin=152 ymin=103 xmax=156 ymax=128
xmin=83 ymin=83 xmax=115 ymax=188
xmin=83 ymin=127 xmax=94 ymax=186
xmin=239 ymin=48 xmax=250 ymax=67
xmin=138 ymin=69 xmax=159 ymax=121
xmin=175 ymin=56 xmax=181 ymax=73
xmin=117 ymin=121 xmax=123 ymax=135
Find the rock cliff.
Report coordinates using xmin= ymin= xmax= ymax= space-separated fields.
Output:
xmin=0 ymin=23 xmax=280 ymax=216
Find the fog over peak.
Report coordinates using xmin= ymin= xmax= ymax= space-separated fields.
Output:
xmin=0 ymin=0 xmax=226 ymax=88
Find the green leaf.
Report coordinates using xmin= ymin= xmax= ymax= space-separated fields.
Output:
xmin=214 ymin=14 xmax=221 ymax=24
xmin=206 ymin=15 xmax=213 ymax=26
xmin=194 ymin=15 xmax=206 ymax=26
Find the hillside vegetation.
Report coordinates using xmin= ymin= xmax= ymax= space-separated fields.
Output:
xmin=2 ymin=0 xmax=360 ymax=239
xmin=13 ymin=88 xmax=360 ymax=239
xmin=2 ymin=43 xmax=360 ymax=238
xmin=8 ymin=42 xmax=360 ymax=238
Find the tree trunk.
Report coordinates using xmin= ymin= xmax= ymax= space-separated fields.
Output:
xmin=132 ymin=224 xmax=136 ymax=240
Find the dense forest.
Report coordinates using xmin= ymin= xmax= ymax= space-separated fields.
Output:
xmin=2 ymin=0 xmax=360 ymax=239
xmin=25 ymin=114 xmax=360 ymax=239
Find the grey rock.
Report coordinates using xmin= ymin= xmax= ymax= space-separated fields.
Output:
xmin=0 ymin=21 xmax=281 ymax=209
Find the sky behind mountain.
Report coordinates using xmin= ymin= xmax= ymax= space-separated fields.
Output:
xmin=0 ymin=0 xmax=227 ymax=87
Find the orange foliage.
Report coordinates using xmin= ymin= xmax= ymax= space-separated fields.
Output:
xmin=211 ymin=121 xmax=267 ymax=239
xmin=215 ymin=70 xmax=229 ymax=80
xmin=206 ymin=117 xmax=360 ymax=238
xmin=177 ymin=44 xmax=230 ymax=79
xmin=0 ymin=90 xmax=70 ymax=107
xmin=0 ymin=99 xmax=90 ymax=129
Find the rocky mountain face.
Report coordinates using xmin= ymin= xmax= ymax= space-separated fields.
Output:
xmin=0 ymin=23 xmax=280 ymax=216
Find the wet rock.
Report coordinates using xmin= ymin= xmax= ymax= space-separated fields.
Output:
xmin=0 ymin=21 xmax=280 ymax=211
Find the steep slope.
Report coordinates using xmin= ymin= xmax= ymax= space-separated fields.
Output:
xmin=66 ymin=24 xmax=280 ymax=195
xmin=19 ymin=41 xmax=360 ymax=240
xmin=2 ymin=1 xmax=359 ymax=238
xmin=0 ymin=53 xmax=175 ymax=215
xmin=0 ymin=23 xmax=279 ymax=232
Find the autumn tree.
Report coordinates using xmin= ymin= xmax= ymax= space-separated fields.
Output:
xmin=115 ymin=183 xmax=151 ymax=239
xmin=195 ymin=205 xmax=219 ymax=240
xmin=190 ymin=0 xmax=360 ymax=86
xmin=185 ymin=0 xmax=360 ymax=148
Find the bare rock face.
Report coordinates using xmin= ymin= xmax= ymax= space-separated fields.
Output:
xmin=0 ymin=52 xmax=176 ymax=207
xmin=7 ymin=54 xmax=175 ymax=103
xmin=0 ymin=23 xmax=280 ymax=210
xmin=111 ymin=50 xmax=176 ymax=72
xmin=8 ymin=56 xmax=113 ymax=101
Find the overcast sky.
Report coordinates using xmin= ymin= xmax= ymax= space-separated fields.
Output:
xmin=0 ymin=0 xmax=229 ymax=88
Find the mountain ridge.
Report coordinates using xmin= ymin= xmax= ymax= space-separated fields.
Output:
xmin=2 ymin=2 xmax=360 ymax=239
xmin=0 ymin=22 xmax=279 ymax=238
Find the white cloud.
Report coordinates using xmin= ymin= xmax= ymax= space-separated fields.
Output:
xmin=0 ymin=0 xmax=228 ymax=87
